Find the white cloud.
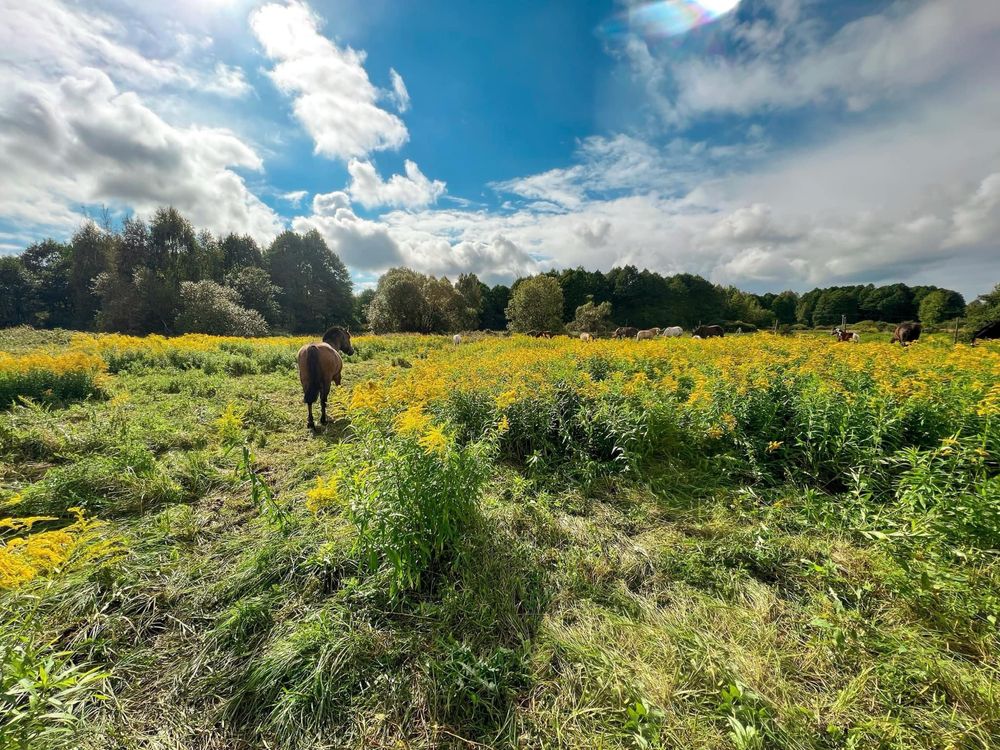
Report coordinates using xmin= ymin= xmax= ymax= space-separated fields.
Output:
xmin=347 ymin=159 xmax=446 ymax=209
xmin=293 ymin=191 xmax=403 ymax=269
xmin=389 ymin=68 xmax=410 ymax=112
xmin=0 ymin=68 xmax=283 ymax=242
xmin=948 ymin=173 xmax=1000 ymax=248
xmin=204 ymin=62 xmax=252 ymax=98
xmin=373 ymin=84 xmax=1000 ymax=297
xmin=281 ymin=190 xmax=309 ymax=207
xmin=250 ymin=0 xmax=408 ymax=160
xmin=631 ymin=0 xmax=1000 ymax=125
xmin=291 ymin=191 xmax=537 ymax=282
xmin=0 ymin=0 xmax=252 ymax=98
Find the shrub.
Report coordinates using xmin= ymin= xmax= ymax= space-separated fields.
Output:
xmin=723 ymin=320 xmax=758 ymax=333
xmin=321 ymin=420 xmax=488 ymax=595
xmin=175 ymin=280 xmax=269 ymax=337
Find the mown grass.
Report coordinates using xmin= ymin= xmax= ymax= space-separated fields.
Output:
xmin=1 ymin=328 xmax=998 ymax=749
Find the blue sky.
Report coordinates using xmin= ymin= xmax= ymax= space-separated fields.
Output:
xmin=1 ymin=0 xmax=998 ymax=297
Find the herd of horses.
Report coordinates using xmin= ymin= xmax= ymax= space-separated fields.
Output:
xmin=297 ymin=322 xmax=923 ymax=430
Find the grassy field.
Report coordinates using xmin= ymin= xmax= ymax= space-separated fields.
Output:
xmin=1 ymin=327 xmax=999 ymax=749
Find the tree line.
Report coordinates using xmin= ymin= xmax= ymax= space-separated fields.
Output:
xmin=0 ymin=208 xmax=352 ymax=336
xmin=1 ymin=206 xmax=994 ymax=337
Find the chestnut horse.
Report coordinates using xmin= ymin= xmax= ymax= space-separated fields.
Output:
xmin=297 ymin=326 xmax=355 ymax=431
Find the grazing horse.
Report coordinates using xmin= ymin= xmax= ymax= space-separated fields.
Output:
xmin=297 ymin=326 xmax=355 ymax=431
xmin=891 ymin=321 xmax=921 ymax=346
xmin=580 ymin=332 xmax=593 ymax=341
xmin=613 ymin=326 xmax=638 ymax=339
xmin=453 ymin=334 xmax=462 ymax=345
xmin=692 ymin=325 xmax=724 ymax=338
xmin=661 ymin=326 xmax=683 ymax=338
xmin=832 ymin=328 xmax=860 ymax=342
xmin=636 ymin=327 xmax=660 ymax=340
xmin=537 ymin=331 xmax=553 ymax=339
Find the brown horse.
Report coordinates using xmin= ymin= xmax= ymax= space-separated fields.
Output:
xmin=297 ymin=326 xmax=355 ymax=431
xmin=891 ymin=321 xmax=921 ymax=346
xmin=613 ymin=326 xmax=638 ymax=339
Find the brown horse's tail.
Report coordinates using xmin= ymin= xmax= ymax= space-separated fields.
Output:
xmin=303 ymin=345 xmax=321 ymax=404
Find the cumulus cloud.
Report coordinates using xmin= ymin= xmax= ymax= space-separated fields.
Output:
xmin=250 ymin=1 xmax=408 ymax=160
xmin=347 ymin=159 xmax=446 ymax=209
xmin=290 ymin=192 xmax=538 ymax=282
xmin=293 ymin=191 xmax=404 ymax=269
xmin=0 ymin=68 xmax=282 ymax=242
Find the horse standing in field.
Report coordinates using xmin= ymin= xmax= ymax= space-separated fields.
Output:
xmin=580 ymin=332 xmax=593 ymax=341
xmin=832 ymin=328 xmax=860 ymax=342
xmin=613 ymin=327 xmax=638 ymax=339
xmin=453 ymin=334 xmax=462 ymax=345
xmin=298 ymin=326 xmax=355 ymax=431
xmin=891 ymin=322 xmax=921 ymax=346
xmin=661 ymin=326 xmax=683 ymax=338
xmin=692 ymin=325 xmax=724 ymax=338
xmin=636 ymin=327 xmax=660 ymax=340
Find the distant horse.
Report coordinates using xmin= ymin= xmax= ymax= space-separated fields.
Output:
xmin=537 ymin=331 xmax=553 ymax=339
xmin=453 ymin=334 xmax=462 ymax=345
xmin=832 ymin=328 xmax=860 ymax=342
xmin=692 ymin=325 xmax=724 ymax=338
xmin=613 ymin=327 xmax=638 ymax=339
xmin=580 ymin=332 xmax=593 ymax=341
xmin=297 ymin=326 xmax=355 ymax=431
xmin=891 ymin=322 xmax=921 ymax=346
xmin=636 ymin=327 xmax=660 ymax=340
xmin=661 ymin=326 xmax=683 ymax=338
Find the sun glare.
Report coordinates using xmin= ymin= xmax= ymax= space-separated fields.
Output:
xmin=601 ymin=0 xmax=742 ymax=40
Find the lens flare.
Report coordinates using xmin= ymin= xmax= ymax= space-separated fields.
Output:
xmin=599 ymin=0 xmax=741 ymax=40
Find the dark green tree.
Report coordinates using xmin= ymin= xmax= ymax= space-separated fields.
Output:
xmin=225 ymin=266 xmax=281 ymax=324
xmin=859 ymin=284 xmax=914 ymax=322
xmin=456 ymin=272 xmax=487 ymax=328
xmin=556 ymin=267 xmax=611 ymax=322
xmin=481 ymin=284 xmax=510 ymax=330
xmin=0 ymin=257 xmax=33 ymax=327
xmin=68 ymin=222 xmax=112 ymax=329
xmin=265 ymin=230 xmax=353 ymax=332
xmin=21 ymin=239 xmax=72 ymax=328
xmin=966 ymin=283 xmax=1000 ymax=333
xmin=769 ymin=290 xmax=799 ymax=325
xmin=220 ymin=234 xmax=263 ymax=272
xmin=812 ymin=288 xmax=861 ymax=326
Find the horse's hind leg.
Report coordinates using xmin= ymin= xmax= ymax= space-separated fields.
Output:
xmin=320 ymin=382 xmax=331 ymax=425
xmin=307 ymin=401 xmax=316 ymax=431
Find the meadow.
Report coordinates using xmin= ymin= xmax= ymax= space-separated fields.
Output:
xmin=1 ymin=326 xmax=999 ymax=749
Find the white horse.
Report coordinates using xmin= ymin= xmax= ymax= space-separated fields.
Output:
xmin=636 ymin=327 xmax=660 ymax=340
xmin=661 ymin=326 xmax=683 ymax=338
xmin=453 ymin=334 xmax=462 ymax=345
xmin=580 ymin=332 xmax=593 ymax=341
